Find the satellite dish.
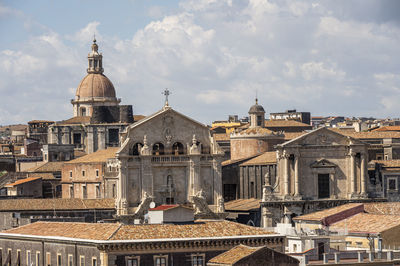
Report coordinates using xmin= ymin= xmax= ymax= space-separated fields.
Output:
xmin=149 ymin=202 xmax=156 ymax=209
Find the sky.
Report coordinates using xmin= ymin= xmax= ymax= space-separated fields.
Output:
xmin=1 ymin=0 xmax=400 ymax=126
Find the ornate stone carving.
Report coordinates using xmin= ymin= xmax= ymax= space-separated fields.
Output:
xmin=140 ymin=135 xmax=151 ymax=155
xmin=217 ymin=196 xmax=225 ymax=213
xmin=164 ymin=128 xmax=172 ymax=145
xmin=262 ymin=172 xmax=275 ymax=202
xmin=190 ymin=135 xmax=200 ymax=155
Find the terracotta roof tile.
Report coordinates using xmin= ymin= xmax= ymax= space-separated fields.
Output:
xmin=27 ymin=173 xmax=56 ymax=180
xmin=293 ymin=203 xmax=364 ymax=222
xmin=224 ymin=199 xmax=260 ymax=211
xmin=222 ymin=154 xmax=259 ymax=167
xmin=5 ymin=176 xmax=41 ymax=187
xmin=3 ymin=221 xmax=120 ymax=240
xmin=284 ymin=132 xmax=307 ymax=140
xmin=111 ymin=220 xmax=273 ymax=240
xmin=373 ymin=126 xmax=400 ymax=132
xmin=65 ymin=148 xmax=118 ymax=164
xmin=28 ymin=120 xmax=54 ymax=124
xmin=0 ymin=198 xmax=115 ymax=211
xmin=265 ymin=120 xmax=312 ymax=128
xmin=57 ymin=116 xmax=91 ymax=125
xmin=240 ymin=151 xmax=276 ymax=166
xmin=2 ymin=220 xmax=274 ymax=241
xmin=27 ymin=162 xmax=64 ymax=173
xmin=331 ymin=213 xmax=400 ymax=234
xmin=208 ymin=244 xmax=262 ymax=264
xmin=364 ymin=202 xmax=400 ymax=215
xmin=330 ymin=129 xmax=400 ymax=139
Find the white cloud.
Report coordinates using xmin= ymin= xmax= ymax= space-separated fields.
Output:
xmin=300 ymin=61 xmax=346 ymax=81
xmin=1 ymin=0 xmax=400 ymax=124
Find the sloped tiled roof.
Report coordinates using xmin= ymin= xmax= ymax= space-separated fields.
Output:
xmin=65 ymin=148 xmax=118 ymax=164
xmin=373 ymin=126 xmax=400 ymax=132
xmin=57 ymin=116 xmax=91 ymax=125
xmin=4 ymin=221 xmax=120 ymax=240
xmin=330 ymin=213 xmax=400 ymax=234
xmin=111 ymin=220 xmax=273 ymax=240
xmin=27 ymin=162 xmax=64 ymax=173
xmin=293 ymin=203 xmax=364 ymax=222
xmin=224 ymin=199 xmax=260 ymax=212
xmin=364 ymin=202 xmax=400 ymax=215
xmin=265 ymin=120 xmax=311 ymax=128
xmin=283 ymin=132 xmax=307 ymax=140
xmin=222 ymin=154 xmax=259 ymax=167
xmin=2 ymin=220 xmax=274 ymax=241
xmin=240 ymin=151 xmax=276 ymax=166
xmin=5 ymin=176 xmax=41 ymax=187
xmin=208 ymin=244 xmax=263 ymax=264
xmin=0 ymin=198 xmax=115 ymax=211
xmin=331 ymin=129 xmax=400 ymax=139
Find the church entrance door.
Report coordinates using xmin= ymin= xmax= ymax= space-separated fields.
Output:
xmin=318 ymin=174 xmax=330 ymax=199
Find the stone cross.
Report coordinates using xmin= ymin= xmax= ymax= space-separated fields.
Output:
xmin=162 ymin=88 xmax=171 ymax=106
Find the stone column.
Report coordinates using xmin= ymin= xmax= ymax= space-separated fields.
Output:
xmin=294 ymin=152 xmax=300 ymax=197
xmin=141 ymin=156 xmax=153 ymax=199
xmin=348 ymin=149 xmax=356 ymax=196
xmin=262 ymin=206 xmax=274 ymax=228
xmin=212 ymin=157 xmax=223 ymax=205
xmin=86 ymin=126 xmax=94 ymax=154
xmin=189 ymin=155 xmax=201 ymax=200
xmin=361 ymin=153 xmax=367 ymax=196
xmin=97 ymin=127 xmax=106 ymax=152
xmin=283 ymin=152 xmax=290 ymax=197
xmin=116 ymin=158 xmax=128 ymax=216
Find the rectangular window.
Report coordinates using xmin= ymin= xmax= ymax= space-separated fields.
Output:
xmin=96 ymin=185 xmax=100 ymax=199
xmin=57 ymin=254 xmax=62 ymax=266
xmin=388 ymin=177 xmax=398 ymax=190
xmin=70 ymin=171 xmax=73 ymax=178
xmin=192 ymin=254 xmax=205 ymax=266
xmin=80 ymin=256 xmax=85 ymax=266
xmin=96 ymin=169 xmax=99 ymax=178
xmin=26 ymin=251 xmax=31 ymax=266
xmin=126 ymin=257 xmax=139 ymax=266
xmin=250 ymin=181 xmax=255 ymax=198
xmin=36 ymin=251 xmax=40 ymax=266
xmin=154 ymin=255 xmax=167 ymax=266
xmin=68 ymin=254 xmax=73 ymax=266
xmin=7 ymin=249 xmax=11 ymax=266
xmin=70 ymin=185 xmax=74 ymax=198
xmin=82 ymin=170 xmax=85 ymax=177
xmin=82 ymin=185 xmax=87 ymax=199
xmin=17 ymin=250 xmax=21 ymax=266
xmin=0 ymin=248 xmax=2 ymax=266
xmin=112 ymin=184 xmax=116 ymax=198
xmin=92 ymin=257 xmax=97 ymax=266
xmin=46 ymin=252 xmax=51 ymax=266
xmin=318 ymin=173 xmax=330 ymax=199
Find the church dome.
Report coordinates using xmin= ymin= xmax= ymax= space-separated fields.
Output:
xmin=75 ymin=73 xmax=116 ymax=99
xmin=248 ymin=100 xmax=265 ymax=114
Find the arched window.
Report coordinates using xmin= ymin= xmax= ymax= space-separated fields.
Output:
xmin=80 ymin=107 xmax=86 ymax=117
xmin=166 ymin=175 xmax=173 ymax=188
xmin=153 ymin=142 xmax=165 ymax=155
xmin=172 ymin=142 xmax=184 ymax=155
xmin=130 ymin=142 xmax=143 ymax=156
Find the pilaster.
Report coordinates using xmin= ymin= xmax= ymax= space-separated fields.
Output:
xmin=116 ymin=158 xmax=128 ymax=216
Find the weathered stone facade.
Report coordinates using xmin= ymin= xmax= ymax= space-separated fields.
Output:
xmin=261 ymin=127 xmax=370 ymax=227
xmin=114 ymin=105 xmax=225 ymax=217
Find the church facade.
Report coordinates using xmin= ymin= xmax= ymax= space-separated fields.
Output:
xmin=114 ymin=102 xmax=225 ymax=217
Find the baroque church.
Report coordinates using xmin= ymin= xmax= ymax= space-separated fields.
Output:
xmin=113 ymin=98 xmax=225 ymax=218
xmin=55 ymin=39 xmax=226 ymax=220
xmin=48 ymin=39 xmax=133 ymax=154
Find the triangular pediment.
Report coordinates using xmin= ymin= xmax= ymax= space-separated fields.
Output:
xmin=280 ymin=127 xmax=361 ymax=147
xmin=310 ymin=159 xmax=337 ymax=168
xmin=117 ymin=106 xmax=212 ymax=155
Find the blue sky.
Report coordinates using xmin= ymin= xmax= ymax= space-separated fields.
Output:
xmin=1 ymin=0 xmax=400 ymax=125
